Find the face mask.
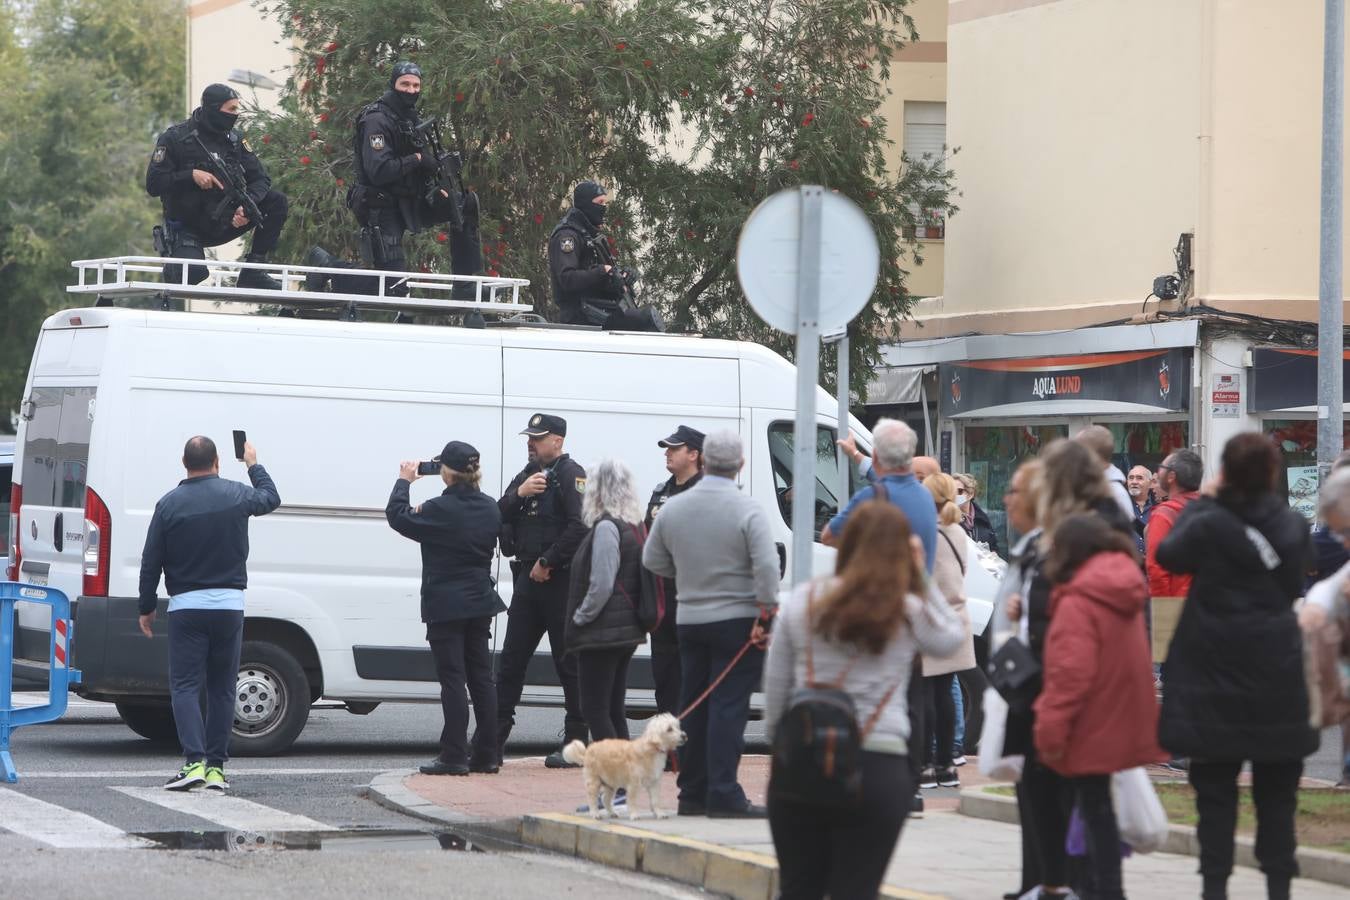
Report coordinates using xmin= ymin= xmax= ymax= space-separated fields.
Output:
xmin=582 ymin=201 xmax=607 ymax=227
xmin=204 ymin=108 xmax=239 ymax=134
xmin=392 ymin=89 xmax=420 ymax=112
xmin=956 ymin=494 xmax=969 ymax=507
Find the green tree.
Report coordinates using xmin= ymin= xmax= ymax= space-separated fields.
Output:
xmin=254 ymin=0 xmax=956 ymax=393
xmin=0 ymin=0 xmax=185 ymax=420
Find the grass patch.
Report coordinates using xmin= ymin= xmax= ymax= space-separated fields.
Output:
xmin=981 ymin=782 xmax=1350 ymax=854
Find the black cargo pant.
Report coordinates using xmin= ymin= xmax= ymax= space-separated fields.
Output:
xmin=1189 ymin=759 xmax=1303 ymax=900
xmin=162 ymin=190 xmax=290 ymax=285
xmin=650 ymin=592 xmax=682 ymax=716
xmin=494 ymin=565 xmax=586 ymax=756
xmin=427 ymin=616 xmax=497 ymax=767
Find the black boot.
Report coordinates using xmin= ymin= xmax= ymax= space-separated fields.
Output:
xmin=305 ymin=246 xmax=335 ymax=292
xmin=237 ymin=254 xmax=281 ymax=291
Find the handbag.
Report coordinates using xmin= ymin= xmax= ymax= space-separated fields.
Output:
xmin=985 ymin=635 xmax=1041 ymax=707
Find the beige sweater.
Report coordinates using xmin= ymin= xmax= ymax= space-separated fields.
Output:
xmin=922 ymin=523 xmax=977 ymax=676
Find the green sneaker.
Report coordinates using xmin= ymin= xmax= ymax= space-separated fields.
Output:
xmin=165 ymin=761 xmax=206 ymax=791
xmin=204 ymin=766 xmax=229 ymax=792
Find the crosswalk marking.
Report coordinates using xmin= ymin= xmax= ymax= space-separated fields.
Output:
xmin=0 ymin=789 xmax=155 ymax=848
xmin=112 ymin=786 xmax=339 ymax=832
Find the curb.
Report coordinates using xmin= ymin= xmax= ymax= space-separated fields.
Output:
xmin=368 ymin=771 xmax=943 ymax=900
xmin=958 ymin=786 xmax=1350 ymax=889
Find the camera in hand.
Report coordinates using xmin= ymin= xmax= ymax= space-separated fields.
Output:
xmin=417 ymin=460 xmax=442 ymax=476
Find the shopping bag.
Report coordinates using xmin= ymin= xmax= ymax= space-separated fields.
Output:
xmin=976 ymin=687 xmax=1024 ymax=781
xmin=1111 ymin=767 xmax=1169 ymax=854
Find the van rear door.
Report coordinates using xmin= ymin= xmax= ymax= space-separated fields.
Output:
xmin=14 ymin=385 xmax=97 ymax=600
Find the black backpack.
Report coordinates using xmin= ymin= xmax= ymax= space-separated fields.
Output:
xmin=618 ymin=523 xmax=667 ymax=633
xmin=769 ymin=587 xmax=900 ymax=810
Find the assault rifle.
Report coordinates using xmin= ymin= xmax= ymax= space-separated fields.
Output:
xmin=193 ymin=135 xmax=266 ymax=230
xmin=411 ymin=118 xmax=465 ymax=232
xmin=585 ymin=231 xmax=640 ymax=308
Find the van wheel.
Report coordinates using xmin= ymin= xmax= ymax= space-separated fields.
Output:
xmin=230 ymin=641 xmax=311 ymax=756
xmin=116 ymin=702 xmax=178 ymax=744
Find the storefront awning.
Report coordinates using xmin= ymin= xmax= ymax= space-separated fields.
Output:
xmin=865 ymin=364 xmax=934 ymax=405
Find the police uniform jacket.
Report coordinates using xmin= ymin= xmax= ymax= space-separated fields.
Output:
xmin=645 ymin=472 xmax=701 ymax=604
xmin=146 ymin=109 xmax=271 ymax=227
xmin=386 ymin=479 xmax=505 ymax=623
xmin=499 ymin=454 xmax=588 ymax=571
xmin=548 ymin=208 xmax=623 ymax=314
xmin=354 ymin=94 xmax=434 ymax=228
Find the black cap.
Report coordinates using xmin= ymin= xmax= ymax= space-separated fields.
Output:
xmin=390 ymin=61 xmax=423 ymax=89
xmin=434 ymin=440 xmax=480 ymax=471
xmin=658 ymin=425 xmax=705 ymax=451
xmin=573 ymin=180 xmax=607 ymax=207
xmin=202 ymin=83 xmax=240 ymax=109
xmin=520 ymin=413 xmax=567 ymax=437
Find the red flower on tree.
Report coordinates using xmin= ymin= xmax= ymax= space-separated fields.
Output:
xmin=533 ymin=213 xmax=545 ymax=225
xmin=743 ymin=86 xmax=754 ymax=97
xmin=262 ymin=134 xmax=272 ymax=144
xmin=299 ymin=155 xmax=311 ymax=165
xmin=315 ymin=57 xmax=326 ymax=76
xmin=336 ymin=177 xmax=345 ymax=187
xmin=615 ymin=41 xmax=627 ymax=51
xmin=454 ymin=92 xmax=465 ymax=102
xmin=324 ymin=41 xmax=339 ymax=52
xmin=308 ymin=130 xmax=319 ymax=140
xmin=643 ymin=59 xmax=653 ymax=68
xmin=436 ymin=232 xmax=449 ymax=243
xmin=788 ymin=159 xmax=800 ymax=170
xmin=317 ymin=112 xmax=329 ymax=123
xmin=801 ymin=112 xmax=815 ymax=126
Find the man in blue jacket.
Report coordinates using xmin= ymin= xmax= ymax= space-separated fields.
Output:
xmin=138 ymin=436 xmax=281 ymax=792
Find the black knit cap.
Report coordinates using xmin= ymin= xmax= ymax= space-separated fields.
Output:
xmin=573 ymin=180 xmax=607 ymax=207
xmin=201 ymin=83 xmax=240 ymax=109
xmin=390 ymin=61 xmax=422 ymax=89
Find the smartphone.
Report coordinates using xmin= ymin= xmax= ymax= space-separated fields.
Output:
xmin=233 ymin=430 xmax=247 ymax=461
xmin=417 ymin=461 xmax=441 ymax=476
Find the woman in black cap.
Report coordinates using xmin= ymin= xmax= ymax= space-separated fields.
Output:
xmin=387 ymin=441 xmax=504 ymax=775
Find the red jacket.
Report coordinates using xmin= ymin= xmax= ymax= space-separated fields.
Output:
xmin=1146 ymin=492 xmax=1198 ymax=598
xmin=1034 ymin=552 xmax=1165 ymax=776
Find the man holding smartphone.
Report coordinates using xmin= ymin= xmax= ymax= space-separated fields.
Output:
xmin=138 ymin=435 xmax=280 ymax=792
xmin=495 ymin=413 xmax=589 ymax=767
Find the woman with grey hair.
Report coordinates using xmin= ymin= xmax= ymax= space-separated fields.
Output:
xmin=565 ymin=458 xmax=647 ymax=744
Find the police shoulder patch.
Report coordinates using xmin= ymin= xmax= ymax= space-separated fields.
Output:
xmin=370 ymin=134 xmax=386 ymax=151
xmin=559 ymin=236 xmax=576 ymax=253
xmin=575 ymin=477 xmax=587 ymax=494
xmin=151 ymin=145 xmax=166 ymax=164
xmin=241 ymin=138 xmax=253 ymax=153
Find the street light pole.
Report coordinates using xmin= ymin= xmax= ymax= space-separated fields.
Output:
xmin=1318 ymin=0 xmax=1345 ymax=480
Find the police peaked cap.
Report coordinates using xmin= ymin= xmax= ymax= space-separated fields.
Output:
xmin=520 ymin=413 xmax=567 ymax=437
xmin=390 ymin=61 xmax=423 ymax=89
xmin=574 ymin=181 xmax=608 ymax=207
xmin=202 ymin=83 xmax=240 ymax=109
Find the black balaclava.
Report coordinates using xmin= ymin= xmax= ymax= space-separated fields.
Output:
xmin=387 ymin=61 xmax=423 ymax=114
xmin=200 ymin=83 xmax=241 ymax=134
xmin=573 ymin=180 xmax=608 ymax=228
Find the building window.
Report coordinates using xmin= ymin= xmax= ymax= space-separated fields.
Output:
xmin=904 ymin=101 xmax=947 ymax=239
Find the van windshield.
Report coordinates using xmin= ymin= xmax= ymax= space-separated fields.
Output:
xmin=21 ymin=387 xmax=96 ymax=508
xmin=767 ymin=423 xmax=865 ymax=538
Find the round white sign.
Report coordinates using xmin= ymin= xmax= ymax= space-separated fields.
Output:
xmin=735 ymin=187 xmax=881 ymax=335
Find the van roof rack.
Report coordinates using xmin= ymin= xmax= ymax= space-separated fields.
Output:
xmin=69 ymin=256 xmax=533 ymax=317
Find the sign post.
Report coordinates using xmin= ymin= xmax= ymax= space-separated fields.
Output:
xmin=737 ymin=187 xmax=879 ymax=585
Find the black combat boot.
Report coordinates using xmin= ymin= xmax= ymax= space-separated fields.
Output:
xmin=237 ymin=253 xmax=282 ymax=291
xmin=304 ymin=246 xmax=335 ymax=292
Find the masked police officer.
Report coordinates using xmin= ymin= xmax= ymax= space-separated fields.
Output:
xmin=306 ymin=61 xmax=481 ymax=298
xmin=146 ymin=83 xmax=289 ymax=290
xmin=645 ymin=425 xmax=704 ymax=717
xmin=496 ymin=414 xmax=589 ymax=766
xmin=386 ymin=441 xmax=503 ymax=776
xmin=547 ymin=181 xmax=662 ymax=331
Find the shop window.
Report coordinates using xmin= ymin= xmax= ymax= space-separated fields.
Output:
xmin=962 ymin=425 xmax=1068 ymax=554
xmin=1098 ymin=422 xmax=1189 ymax=510
xmin=767 ymin=423 xmax=865 ymax=538
xmin=1265 ymin=419 xmax=1350 ymax=519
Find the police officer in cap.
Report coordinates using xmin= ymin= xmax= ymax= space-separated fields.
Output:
xmin=548 ymin=182 xmax=662 ymax=331
xmin=306 ymin=61 xmax=481 ymax=298
xmin=496 ymin=413 xmax=590 ymax=766
xmin=146 ymin=83 xmax=289 ymax=290
xmin=645 ymin=425 xmax=704 ymax=717
xmin=386 ymin=441 xmax=503 ymax=776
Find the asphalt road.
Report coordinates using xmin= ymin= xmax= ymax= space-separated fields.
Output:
xmin=0 ymin=696 xmax=719 ymax=899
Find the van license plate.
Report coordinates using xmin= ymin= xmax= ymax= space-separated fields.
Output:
xmin=27 ymin=574 xmax=47 ymax=587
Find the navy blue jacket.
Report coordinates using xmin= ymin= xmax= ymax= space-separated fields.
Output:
xmin=386 ymin=479 xmax=505 ymax=623
xmin=138 ymin=466 xmax=281 ymax=613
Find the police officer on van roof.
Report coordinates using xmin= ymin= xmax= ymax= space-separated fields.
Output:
xmin=645 ymin=425 xmax=705 ymax=717
xmin=386 ymin=440 xmax=503 ymax=776
xmin=146 ymin=83 xmax=289 ymax=291
xmin=305 ymin=61 xmax=482 ymax=298
xmin=496 ymin=413 xmax=589 ymax=766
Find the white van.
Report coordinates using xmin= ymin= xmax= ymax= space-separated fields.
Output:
xmin=9 ymin=305 xmax=872 ymax=754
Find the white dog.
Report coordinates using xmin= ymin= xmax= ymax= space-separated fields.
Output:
xmin=560 ymin=713 xmax=687 ymax=820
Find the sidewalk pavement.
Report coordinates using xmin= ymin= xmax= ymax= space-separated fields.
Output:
xmin=370 ymin=755 xmax=1350 ymax=900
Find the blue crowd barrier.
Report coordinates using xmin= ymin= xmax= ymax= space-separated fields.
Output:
xmin=0 ymin=581 xmax=82 ymax=783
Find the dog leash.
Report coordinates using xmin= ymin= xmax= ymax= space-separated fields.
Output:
xmin=665 ymin=622 xmax=768 ymax=773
